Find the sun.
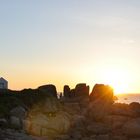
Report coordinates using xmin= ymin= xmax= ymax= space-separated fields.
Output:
xmin=83 ymin=64 xmax=133 ymax=94
xmin=101 ymin=68 xmax=130 ymax=95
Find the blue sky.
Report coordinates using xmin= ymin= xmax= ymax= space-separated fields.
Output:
xmin=1 ymin=0 xmax=140 ymax=93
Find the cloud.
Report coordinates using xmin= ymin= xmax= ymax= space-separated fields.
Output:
xmin=112 ymin=38 xmax=136 ymax=44
xmin=122 ymin=39 xmax=135 ymax=44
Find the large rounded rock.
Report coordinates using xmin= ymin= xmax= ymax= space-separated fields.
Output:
xmin=38 ymin=84 xmax=57 ymax=98
xmin=26 ymin=111 xmax=71 ymax=136
xmin=123 ymin=118 xmax=140 ymax=137
xmin=90 ymin=84 xmax=114 ymax=103
xmin=25 ymin=98 xmax=71 ymax=137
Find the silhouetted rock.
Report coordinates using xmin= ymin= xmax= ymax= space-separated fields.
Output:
xmin=111 ymin=103 xmax=129 ymax=116
xmin=129 ymin=102 xmax=140 ymax=109
xmin=111 ymin=103 xmax=140 ymax=117
xmin=75 ymin=83 xmax=89 ymax=97
xmin=63 ymin=85 xmax=71 ymax=98
xmin=38 ymin=84 xmax=57 ymax=98
xmin=129 ymin=102 xmax=140 ymax=116
xmin=88 ymin=84 xmax=114 ymax=121
xmin=70 ymin=89 xmax=76 ymax=98
xmin=64 ymin=83 xmax=89 ymax=99
xmin=90 ymin=84 xmax=114 ymax=103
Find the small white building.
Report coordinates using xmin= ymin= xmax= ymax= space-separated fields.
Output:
xmin=0 ymin=77 xmax=8 ymax=89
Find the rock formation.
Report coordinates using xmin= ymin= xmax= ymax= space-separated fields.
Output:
xmin=1 ymin=83 xmax=140 ymax=140
xmin=25 ymin=97 xmax=71 ymax=137
xmin=88 ymin=84 xmax=114 ymax=121
xmin=63 ymin=83 xmax=89 ymax=99
xmin=90 ymin=84 xmax=114 ymax=103
xmin=75 ymin=83 xmax=89 ymax=98
xmin=38 ymin=84 xmax=57 ymax=98
xmin=63 ymin=85 xmax=71 ymax=98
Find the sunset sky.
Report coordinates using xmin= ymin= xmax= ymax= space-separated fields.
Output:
xmin=1 ymin=0 xmax=140 ymax=93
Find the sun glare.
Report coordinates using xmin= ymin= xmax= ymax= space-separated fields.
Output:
xmin=101 ymin=68 xmax=130 ymax=95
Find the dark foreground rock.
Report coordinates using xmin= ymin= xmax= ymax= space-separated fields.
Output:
xmin=0 ymin=129 xmax=34 ymax=140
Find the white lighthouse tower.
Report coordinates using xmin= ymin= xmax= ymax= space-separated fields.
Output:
xmin=0 ymin=77 xmax=8 ymax=89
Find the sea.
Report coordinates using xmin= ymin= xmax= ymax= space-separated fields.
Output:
xmin=116 ymin=94 xmax=140 ymax=104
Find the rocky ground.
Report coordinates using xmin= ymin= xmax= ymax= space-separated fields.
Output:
xmin=0 ymin=84 xmax=140 ymax=140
